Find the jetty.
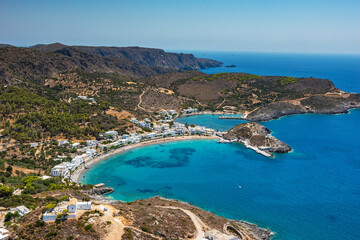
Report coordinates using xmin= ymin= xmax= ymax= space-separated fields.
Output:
xmin=244 ymin=141 xmax=273 ymax=158
xmin=219 ymin=116 xmax=245 ymax=120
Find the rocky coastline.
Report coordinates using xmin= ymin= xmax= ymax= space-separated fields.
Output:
xmin=223 ymin=122 xmax=291 ymax=156
xmin=245 ymin=94 xmax=360 ymax=122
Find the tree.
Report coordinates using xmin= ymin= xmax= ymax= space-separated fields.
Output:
xmin=0 ymin=184 xmax=14 ymax=197
xmin=6 ymin=166 xmax=12 ymax=174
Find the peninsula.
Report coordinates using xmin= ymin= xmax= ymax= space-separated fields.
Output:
xmin=223 ymin=122 xmax=291 ymax=157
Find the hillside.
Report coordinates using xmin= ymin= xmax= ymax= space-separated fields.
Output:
xmin=30 ymin=43 xmax=223 ymax=70
xmin=0 ymin=46 xmax=176 ymax=86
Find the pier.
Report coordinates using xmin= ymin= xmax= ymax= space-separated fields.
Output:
xmin=218 ymin=116 xmax=245 ymax=120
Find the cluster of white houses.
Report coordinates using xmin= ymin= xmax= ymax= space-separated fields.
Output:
xmin=42 ymin=198 xmax=91 ymax=221
xmin=182 ymin=107 xmax=199 ymax=114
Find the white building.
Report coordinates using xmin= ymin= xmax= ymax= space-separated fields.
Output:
xmin=147 ymin=132 xmax=157 ymax=138
xmin=116 ymin=139 xmax=128 ymax=145
xmin=78 ymin=96 xmax=95 ymax=102
xmin=51 ymin=162 xmax=74 ymax=177
xmin=104 ymin=131 xmax=118 ymax=138
xmin=162 ymin=130 xmax=176 ymax=136
xmin=59 ymin=140 xmax=69 ymax=146
xmin=86 ymin=140 xmax=98 ymax=147
xmin=174 ymin=122 xmax=185 ymax=128
xmin=130 ymin=118 xmax=138 ymax=124
xmin=182 ymin=107 xmax=199 ymax=114
xmin=169 ymin=110 xmax=177 ymax=115
xmin=71 ymin=156 xmax=84 ymax=166
xmin=154 ymin=124 xmax=163 ymax=131
xmin=70 ymin=142 xmax=80 ymax=149
xmin=41 ymin=176 xmax=52 ymax=180
xmin=10 ymin=206 xmax=30 ymax=217
xmin=175 ymin=127 xmax=186 ymax=134
xmin=189 ymin=126 xmax=206 ymax=134
xmin=30 ymin=142 xmax=38 ymax=148
xmin=122 ymin=134 xmax=129 ymax=139
xmin=43 ymin=198 xmax=91 ymax=222
xmin=0 ymin=228 xmax=10 ymax=240
xmin=86 ymin=149 xmax=97 ymax=158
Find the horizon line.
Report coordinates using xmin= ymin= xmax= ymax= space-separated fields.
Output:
xmin=2 ymin=42 xmax=360 ymax=56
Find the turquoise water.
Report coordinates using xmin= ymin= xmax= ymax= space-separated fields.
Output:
xmin=83 ymin=53 xmax=360 ymax=239
xmin=176 ymin=114 xmax=247 ymax=131
xmin=83 ymin=111 xmax=360 ymax=240
xmin=194 ymin=51 xmax=360 ymax=93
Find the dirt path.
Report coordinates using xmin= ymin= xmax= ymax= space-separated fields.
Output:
xmin=158 ymin=206 xmax=244 ymax=240
xmin=159 ymin=206 xmax=207 ymax=240
xmin=216 ymin=95 xmax=226 ymax=109
xmin=137 ymin=88 xmax=148 ymax=111
xmin=127 ymin=226 xmax=162 ymax=239
xmin=95 ymin=205 xmax=125 ymax=240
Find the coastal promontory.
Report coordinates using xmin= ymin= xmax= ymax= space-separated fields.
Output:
xmin=223 ymin=122 xmax=291 ymax=154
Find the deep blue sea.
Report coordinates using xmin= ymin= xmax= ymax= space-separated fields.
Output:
xmin=82 ymin=52 xmax=360 ymax=240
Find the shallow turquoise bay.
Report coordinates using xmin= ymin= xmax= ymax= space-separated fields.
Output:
xmin=82 ymin=53 xmax=360 ymax=240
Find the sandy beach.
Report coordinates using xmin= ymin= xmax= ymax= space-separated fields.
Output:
xmin=71 ymin=135 xmax=218 ymax=183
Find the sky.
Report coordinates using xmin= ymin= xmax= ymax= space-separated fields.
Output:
xmin=0 ymin=0 xmax=359 ymax=54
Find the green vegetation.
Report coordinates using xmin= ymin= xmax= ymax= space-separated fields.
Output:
xmin=0 ymin=184 xmax=14 ymax=197
xmin=0 ymin=86 xmax=119 ymax=141
xmin=189 ymin=72 xmax=261 ymax=82
xmin=84 ymin=224 xmax=93 ymax=231
xmin=280 ymin=77 xmax=297 ymax=86
xmin=46 ymin=203 xmax=57 ymax=210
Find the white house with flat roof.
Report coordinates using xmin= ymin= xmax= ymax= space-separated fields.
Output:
xmin=43 ymin=198 xmax=91 ymax=221
xmin=104 ymin=131 xmax=118 ymax=137
xmin=0 ymin=228 xmax=10 ymax=240
xmin=70 ymin=142 xmax=80 ymax=149
xmin=130 ymin=118 xmax=138 ymax=124
xmin=86 ymin=149 xmax=97 ymax=158
xmin=78 ymin=96 xmax=95 ymax=102
xmin=86 ymin=140 xmax=98 ymax=147
xmin=59 ymin=140 xmax=69 ymax=146
xmin=182 ymin=107 xmax=198 ymax=114
xmin=71 ymin=156 xmax=83 ymax=166
xmin=51 ymin=162 xmax=74 ymax=177
xmin=10 ymin=206 xmax=30 ymax=217
xmin=147 ymin=132 xmax=157 ymax=138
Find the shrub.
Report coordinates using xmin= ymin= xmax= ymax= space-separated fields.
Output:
xmin=35 ymin=220 xmax=45 ymax=227
xmin=84 ymin=224 xmax=93 ymax=231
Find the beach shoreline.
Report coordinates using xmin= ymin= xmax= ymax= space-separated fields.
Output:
xmin=71 ymin=135 xmax=218 ymax=183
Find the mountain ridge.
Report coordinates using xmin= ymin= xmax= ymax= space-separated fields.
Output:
xmin=30 ymin=43 xmax=223 ymax=70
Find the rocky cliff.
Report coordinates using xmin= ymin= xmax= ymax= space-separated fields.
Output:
xmin=246 ymin=94 xmax=360 ymax=122
xmin=223 ymin=122 xmax=291 ymax=153
xmin=0 ymin=46 xmax=176 ymax=85
xmin=30 ymin=43 xmax=222 ymax=70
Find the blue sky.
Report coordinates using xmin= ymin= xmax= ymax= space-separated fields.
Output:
xmin=1 ymin=0 xmax=359 ymax=53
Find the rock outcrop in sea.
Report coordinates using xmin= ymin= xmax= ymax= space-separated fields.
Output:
xmin=223 ymin=122 xmax=291 ymax=153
